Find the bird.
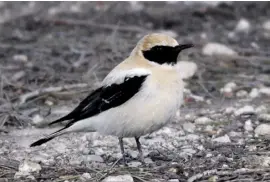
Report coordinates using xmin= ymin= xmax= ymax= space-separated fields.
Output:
xmin=30 ymin=33 xmax=197 ymax=164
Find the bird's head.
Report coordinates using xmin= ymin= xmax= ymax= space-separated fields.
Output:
xmin=131 ymin=33 xmax=193 ymax=65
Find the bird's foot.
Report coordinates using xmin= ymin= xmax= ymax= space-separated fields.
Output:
xmin=138 ymin=152 xmax=145 ymax=165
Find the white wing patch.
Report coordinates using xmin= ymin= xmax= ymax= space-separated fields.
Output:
xmin=102 ymin=68 xmax=151 ymax=86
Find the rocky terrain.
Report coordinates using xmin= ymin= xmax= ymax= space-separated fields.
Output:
xmin=1 ymin=2 xmax=270 ymax=182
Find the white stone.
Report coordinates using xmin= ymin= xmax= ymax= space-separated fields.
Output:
xmin=236 ymin=90 xmax=248 ymax=98
xmin=244 ymin=120 xmax=253 ymax=131
xmin=251 ymin=42 xmax=260 ymax=49
xmin=259 ymin=87 xmax=270 ymax=96
xmin=263 ymin=20 xmax=270 ymax=31
xmin=102 ymin=175 xmax=134 ymax=182
xmin=228 ymin=131 xmax=242 ymax=138
xmin=212 ymin=135 xmax=231 ymax=143
xmin=184 ymin=114 xmax=194 ymax=120
xmin=259 ymin=114 xmax=270 ymax=122
xmin=45 ymin=100 xmax=54 ymax=106
xmin=195 ymin=117 xmax=213 ymax=125
xmin=128 ymin=150 xmax=138 ymax=159
xmin=249 ymin=88 xmax=260 ymax=98
xmin=224 ymin=82 xmax=237 ymax=91
xmin=128 ymin=161 xmax=142 ymax=167
xmin=13 ymin=54 xmax=28 ymax=62
xmin=204 ymin=125 xmax=214 ymax=133
xmin=144 ymin=157 xmax=154 ymax=164
xmin=32 ymin=114 xmax=44 ymax=125
xmin=84 ymin=155 xmax=104 ymax=163
xmin=129 ymin=1 xmax=143 ymax=12
xmin=81 ymin=173 xmax=91 ymax=180
xmin=183 ymin=122 xmax=196 ymax=133
xmin=17 ymin=160 xmax=41 ymax=176
xmin=235 ymin=18 xmax=250 ymax=33
xmin=224 ymin=107 xmax=235 ymax=114
xmin=234 ymin=105 xmax=255 ymax=116
xmin=168 ymin=179 xmax=179 ymax=182
xmin=70 ymin=4 xmax=81 ymax=13
xmin=255 ymin=124 xmax=270 ymax=136
xmin=261 ymin=156 xmax=270 ymax=167
xmin=255 ymin=105 xmax=268 ymax=114
xmin=202 ymin=43 xmax=237 ymax=56
xmin=228 ymin=31 xmax=236 ymax=39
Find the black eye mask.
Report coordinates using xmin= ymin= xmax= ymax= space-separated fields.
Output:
xmin=142 ymin=44 xmax=193 ymax=65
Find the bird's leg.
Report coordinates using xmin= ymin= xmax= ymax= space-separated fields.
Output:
xmin=118 ymin=137 xmax=127 ymax=165
xmin=135 ymin=137 xmax=144 ymax=163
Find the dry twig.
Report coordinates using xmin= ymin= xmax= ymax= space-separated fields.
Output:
xmin=18 ymin=83 xmax=90 ymax=105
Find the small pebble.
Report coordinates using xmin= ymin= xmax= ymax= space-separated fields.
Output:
xmin=45 ymin=100 xmax=54 ymax=106
xmin=168 ymin=179 xmax=179 ymax=182
xmin=255 ymin=124 xmax=270 ymax=136
xmin=144 ymin=157 xmax=154 ymax=164
xmin=234 ymin=105 xmax=255 ymax=116
xmin=102 ymin=175 xmax=134 ymax=182
xmin=129 ymin=1 xmax=144 ymax=12
xmin=84 ymin=155 xmax=104 ymax=163
xmin=15 ymin=160 xmax=41 ymax=178
xmin=263 ymin=20 xmax=270 ymax=31
xmin=255 ymin=105 xmax=268 ymax=114
xmin=13 ymin=54 xmax=28 ymax=62
xmin=195 ymin=117 xmax=213 ymax=125
xmin=236 ymin=90 xmax=248 ymax=98
xmin=81 ymin=173 xmax=91 ymax=181
xmin=183 ymin=122 xmax=196 ymax=133
xmin=224 ymin=107 xmax=235 ymax=114
xmin=32 ymin=115 xmax=44 ymax=125
xmin=258 ymin=114 xmax=270 ymax=122
xmin=261 ymin=157 xmax=270 ymax=167
xmin=235 ymin=18 xmax=250 ymax=33
xmin=249 ymin=88 xmax=260 ymax=98
xmin=259 ymin=87 xmax=270 ymax=96
xmin=212 ymin=134 xmax=231 ymax=143
xmin=128 ymin=161 xmax=142 ymax=168
xmin=202 ymin=42 xmax=237 ymax=56
xmin=228 ymin=131 xmax=242 ymax=138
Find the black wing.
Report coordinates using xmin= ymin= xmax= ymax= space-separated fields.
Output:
xmin=49 ymin=75 xmax=148 ymax=127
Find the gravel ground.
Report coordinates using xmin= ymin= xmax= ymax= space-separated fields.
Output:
xmin=1 ymin=2 xmax=270 ymax=182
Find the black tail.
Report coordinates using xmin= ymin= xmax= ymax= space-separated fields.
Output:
xmin=30 ymin=127 xmax=66 ymax=147
xmin=30 ymin=136 xmax=55 ymax=147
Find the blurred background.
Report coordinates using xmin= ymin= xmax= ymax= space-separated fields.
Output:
xmin=1 ymin=2 xmax=270 ymax=182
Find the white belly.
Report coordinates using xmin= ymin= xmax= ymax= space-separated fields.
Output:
xmin=94 ymin=93 xmax=182 ymax=137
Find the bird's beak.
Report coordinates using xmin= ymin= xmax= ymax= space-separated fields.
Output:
xmin=174 ymin=44 xmax=194 ymax=53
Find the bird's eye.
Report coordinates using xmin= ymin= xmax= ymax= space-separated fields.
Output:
xmin=153 ymin=46 xmax=162 ymax=51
